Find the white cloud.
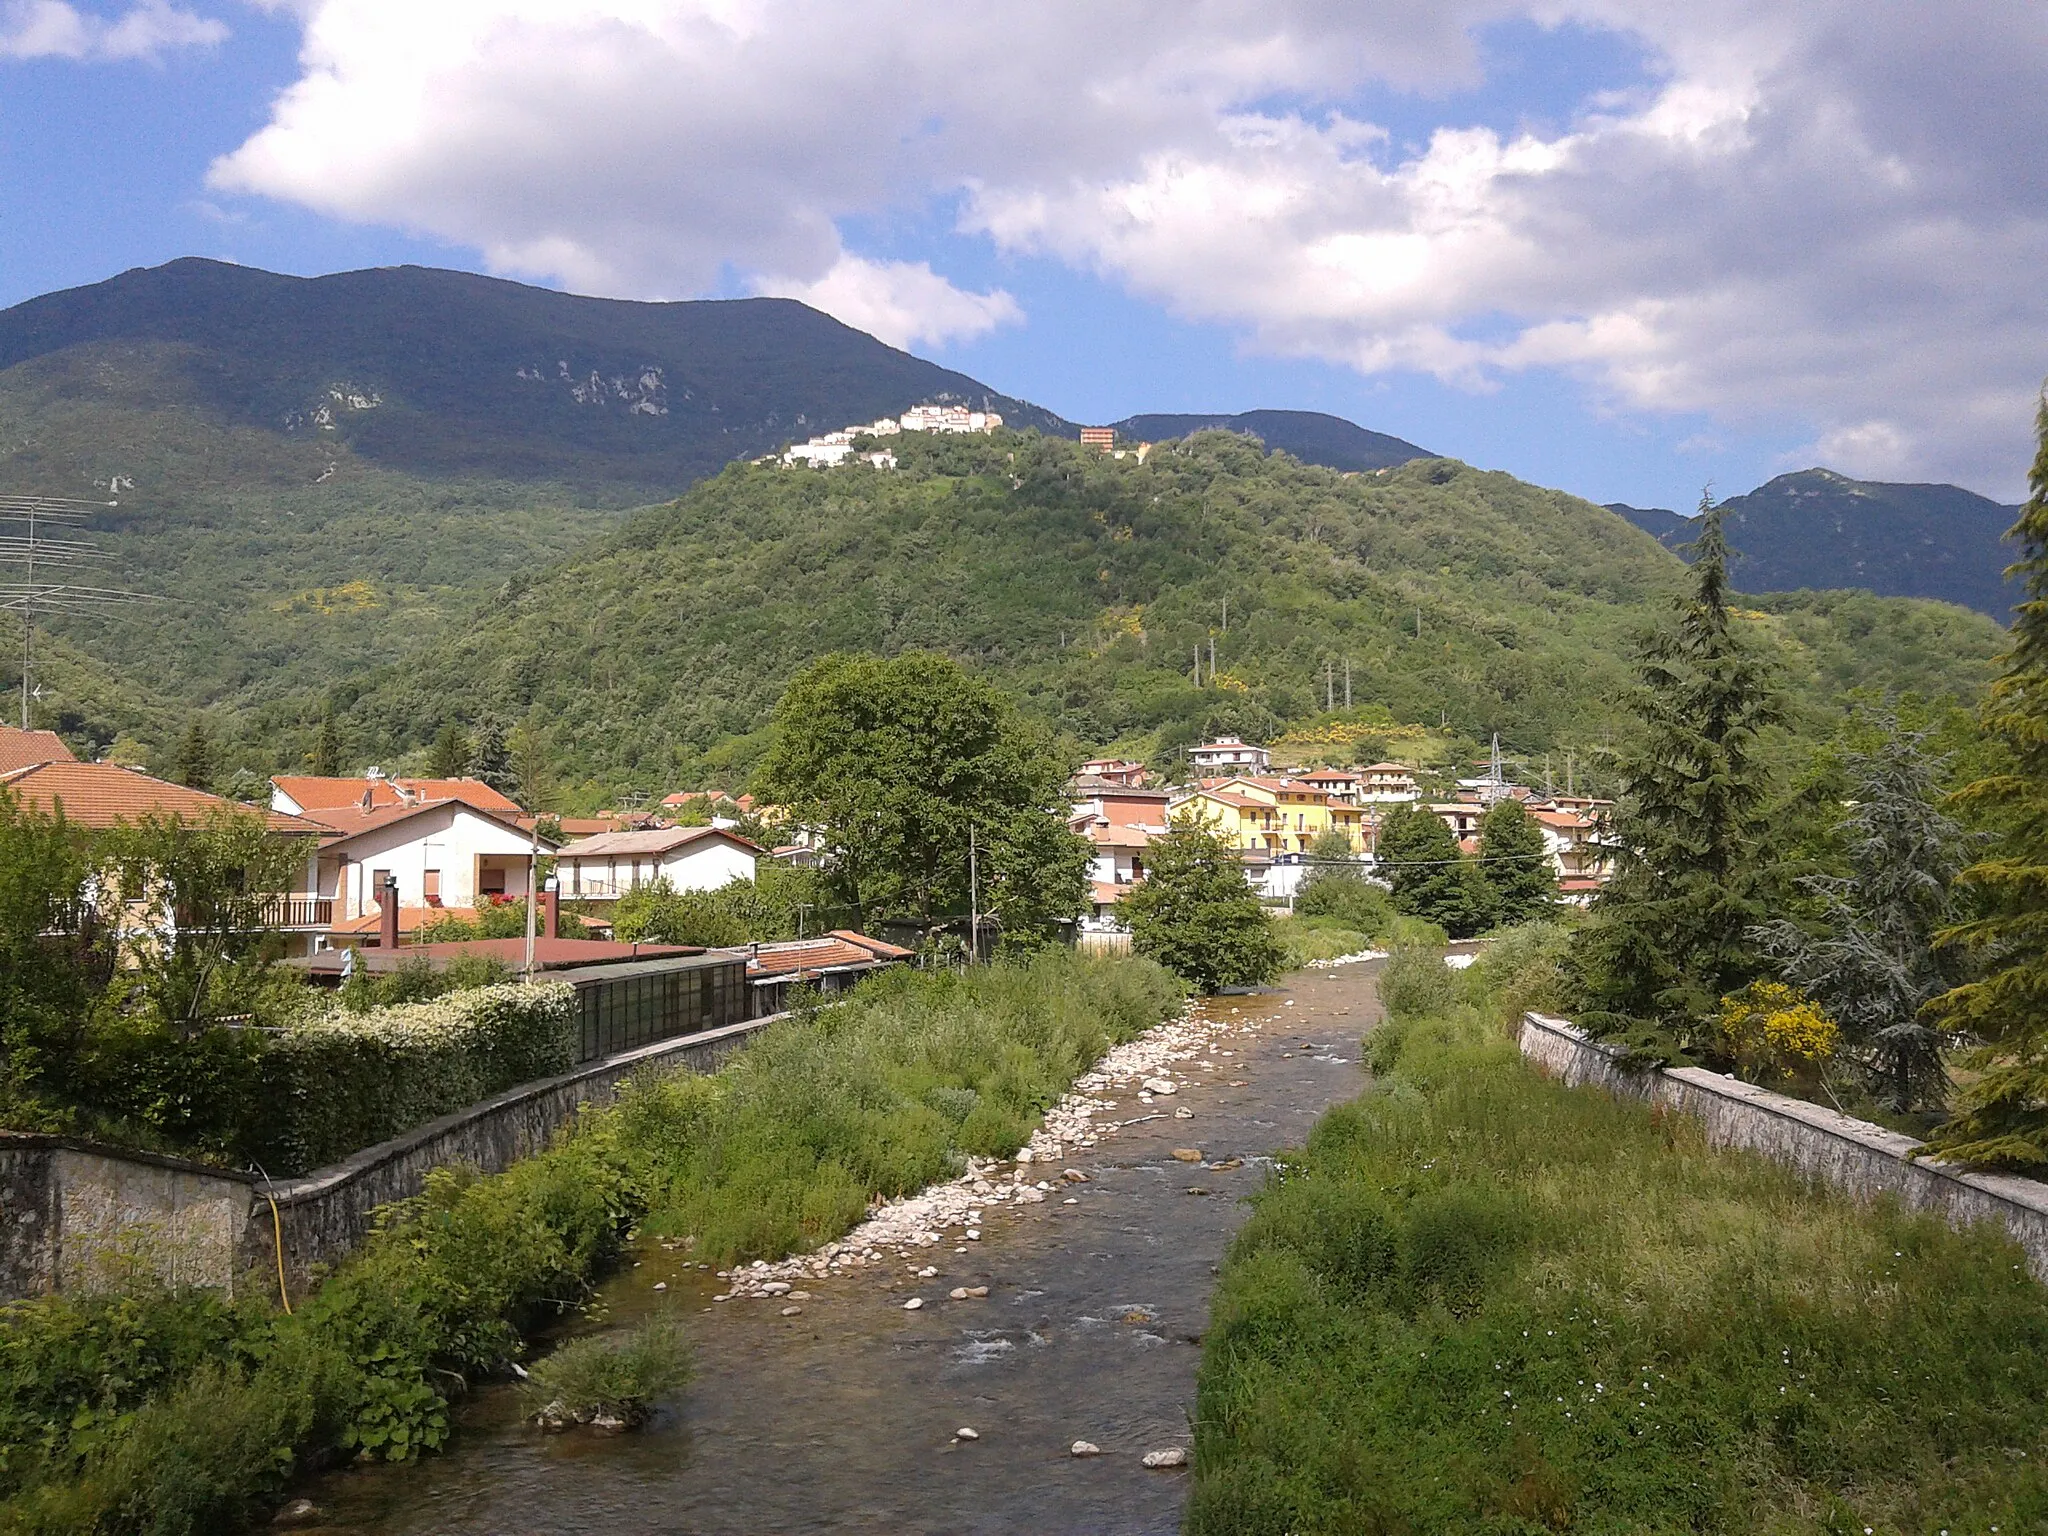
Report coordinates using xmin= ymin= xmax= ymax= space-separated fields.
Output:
xmin=755 ymin=256 xmax=1020 ymax=350
xmin=208 ymin=1 xmax=2048 ymax=494
xmin=0 ymin=0 xmax=226 ymax=61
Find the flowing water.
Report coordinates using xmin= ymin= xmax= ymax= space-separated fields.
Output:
xmin=298 ymin=963 xmax=1384 ymax=1536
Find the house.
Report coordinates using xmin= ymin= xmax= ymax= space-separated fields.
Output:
xmin=1076 ymin=757 xmax=1148 ymax=787
xmin=270 ymin=771 xmax=524 ymax=820
xmin=743 ymin=930 xmax=914 ymax=1016
xmin=1187 ymin=735 xmax=1270 ymax=775
xmin=1530 ymin=807 xmax=1614 ymax=903
xmin=289 ymin=791 xmax=556 ymax=948
xmin=1427 ymin=801 xmax=1485 ymax=841
xmin=554 ymin=826 xmax=762 ymax=902
xmin=1184 ymin=776 xmax=1367 ymax=854
xmin=0 ymin=723 xmax=76 ymax=774
xmin=2 ymin=759 xmax=333 ymax=950
xmin=1069 ymin=782 xmax=1171 ymax=919
xmin=1080 ymin=426 xmax=1116 ymax=451
xmin=1296 ymin=767 xmax=1361 ymax=804
xmin=1358 ymin=762 xmax=1419 ymax=803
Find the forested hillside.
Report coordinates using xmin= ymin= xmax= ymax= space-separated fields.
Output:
xmin=292 ymin=432 xmax=2003 ymax=798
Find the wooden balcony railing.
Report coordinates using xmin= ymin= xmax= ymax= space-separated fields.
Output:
xmin=259 ymin=896 xmax=335 ymax=929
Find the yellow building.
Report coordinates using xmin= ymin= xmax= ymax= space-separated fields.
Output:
xmin=1172 ymin=777 xmax=1366 ymax=855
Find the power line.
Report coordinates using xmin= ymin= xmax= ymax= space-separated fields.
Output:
xmin=0 ymin=495 xmax=157 ymax=729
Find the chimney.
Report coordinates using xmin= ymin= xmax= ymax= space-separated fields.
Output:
xmin=378 ymin=872 xmax=399 ymax=949
xmin=542 ymin=886 xmax=559 ymax=941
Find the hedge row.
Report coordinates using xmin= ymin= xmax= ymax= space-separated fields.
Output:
xmin=241 ymin=984 xmax=577 ymax=1175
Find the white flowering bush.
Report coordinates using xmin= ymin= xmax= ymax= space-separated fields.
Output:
xmin=247 ymin=983 xmax=577 ymax=1173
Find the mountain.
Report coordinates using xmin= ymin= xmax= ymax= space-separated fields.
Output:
xmin=300 ymin=431 xmax=2001 ymax=796
xmin=1110 ymin=410 xmax=1431 ymax=472
xmin=0 ymin=258 xmax=1072 ymax=499
xmin=1608 ymin=469 xmax=2020 ymax=620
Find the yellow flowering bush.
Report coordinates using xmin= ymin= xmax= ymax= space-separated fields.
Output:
xmin=1716 ymin=980 xmax=1839 ymax=1078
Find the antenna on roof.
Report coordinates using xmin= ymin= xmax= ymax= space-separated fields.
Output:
xmin=0 ymin=495 xmax=159 ymax=731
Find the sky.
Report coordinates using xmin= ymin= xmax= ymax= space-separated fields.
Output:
xmin=3 ymin=1 xmax=2045 ymax=509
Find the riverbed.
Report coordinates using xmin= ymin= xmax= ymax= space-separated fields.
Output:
xmin=298 ymin=961 xmax=1384 ymax=1535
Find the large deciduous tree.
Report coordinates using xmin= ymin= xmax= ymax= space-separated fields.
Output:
xmin=1923 ymin=399 xmax=2048 ymax=1167
xmin=1124 ymin=817 xmax=1282 ymax=992
xmin=1476 ymin=798 xmax=1554 ymax=927
xmin=755 ymin=652 xmax=1087 ymax=940
xmin=0 ymin=786 xmax=101 ymax=1123
xmin=1566 ymin=497 xmax=1781 ymax=1057
xmin=1376 ymin=802 xmax=1491 ymax=938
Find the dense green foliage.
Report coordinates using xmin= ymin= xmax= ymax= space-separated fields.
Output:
xmin=1568 ymin=505 xmax=1782 ymax=1057
xmin=519 ymin=1313 xmax=691 ymax=1429
xmin=1377 ymin=801 xmax=1492 ymax=938
xmin=1190 ymin=932 xmax=2048 ymax=1534
xmin=1476 ymin=799 xmax=1554 ymax=926
xmin=610 ymin=866 xmax=830 ymax=946
xmin=754 ymin=651 xmax=1087 ymax=936
xmin=1926 ymin=401 xmax=2048 ymax=1168
xmin=1124 ymin=820 xmax=1285 ymax=991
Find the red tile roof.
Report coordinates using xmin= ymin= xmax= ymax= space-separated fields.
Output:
xmin=299 ymin=796 xmax=550 ymax=846
xmin=273 ymin=775 xmax=525 ymax=815
xmin=746 ymin=930 xmax=912 ymax=979
xmin=0 ymin=726 xmax=76 ymax=775
xmin=556 ymin=826 xmax=764 ymax=858
xmin=1 ymin=760 xmax=323 ymax=834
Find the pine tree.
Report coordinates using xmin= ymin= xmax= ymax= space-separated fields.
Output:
xmin=173 ymin=719 xmax=213 ymax=792
xmin=468 ymin=712 xmax=513 ymax=793
xmin=311 ymin=704 xmax=342 ymax=777
xmin=425 ymin=723 xmax=471 ymax=779
xmin=1375 ymin=802 xmax=1491 ymax=938
xmin=1477 ymin=797 xmax=1554 ymax=927
xmin=1755 ymin=716 xmax=1966 ymax=1111
xmin=1923 ymin=397 xmax=2048 ymax=1167
xmin=1566 ymin=496 xmax=1780 ymax=1056
xmin=1124 ymin=817 xmax=1283 ymax=992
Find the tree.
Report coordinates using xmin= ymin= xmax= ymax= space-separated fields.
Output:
xmin=1566 ymin=496 xmax=1781 ymax=1057
xmin=1124 ymin=817 xmax=1283 ymax=991
xmin=1754 ymin=716 xmax=1966 ymax=1112
xmin=507 ymin=719 xmax=555 ymax=813
xmin=1923 ymin=399 xmax=2048 ymax=1167
xmin=1476 ymin=798 xmax=1554 ymax=927
xmin=425 ymin=723 xmax=471 ymax=779
xmin=1294 ymin=827 xmax=1391 ymax=933
xmin=468 ymin=712 xmax=513 ymax=793
xmin=754 ymin=652 xmax=1087 ymax=940
xmin=0 ymin=786 xmax=102 ymax=1121
xmin=173 ymin=720 xmax=213 ymax=792
xmin=1375 ymin=802 xmax=1491 ymax=938
xmin=311 ymin=703 xmax=343 ymax=777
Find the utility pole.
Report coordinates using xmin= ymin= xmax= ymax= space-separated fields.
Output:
xmin=1221 ymin=596 xmax=1228 ymax=633
xmin=1415 ymin=608 xmax=1422 ymax=640
xmin=0 ymin=495 xmax=144 ymax=730
xmin=1208 ymin=633 xmax=1216 ymax=680
xmin=968 ymin=822 xmax=980 ymax=964
xmin=1325 ymin=658 xmax=1334 ymax=711
xmin=1193 ymin=645 xmax=1202 ymax=685
xmin=523 ymin=812 xmax=540 ymax=982
xmin=1344 ymin=656 xmax=1352 ymax=709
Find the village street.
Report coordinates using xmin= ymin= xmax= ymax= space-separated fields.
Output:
xmin=300 ymin=959 xmax=1387 ymax=1535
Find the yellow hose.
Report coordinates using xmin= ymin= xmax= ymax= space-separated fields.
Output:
xmin=267 ymin=1192 xmax=292 ymax=1314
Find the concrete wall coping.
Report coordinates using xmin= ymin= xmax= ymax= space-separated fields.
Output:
xmin=0 ymin=1129 xmax=256 ymax=1186
xmin=1521 ymin=1011 xmax=2048 ymax=1222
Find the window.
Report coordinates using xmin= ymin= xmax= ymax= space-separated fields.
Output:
xmin=371 ymin=868 xmax=393 ymax=908
xmin=423 ymin=869 xmax=442 ymax=905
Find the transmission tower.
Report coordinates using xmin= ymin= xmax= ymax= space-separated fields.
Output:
xmin=0 ymin=495 xmax=156 ymax=730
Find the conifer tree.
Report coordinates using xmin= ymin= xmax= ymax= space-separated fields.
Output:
xmin=1566 ymin=495 xmax=1780 ymax=1056
xmin=1755 ymin=715 xmax=1965 ymax=1112
xmin=173 ymin=719 xmax=213 ymax=792
xmin=311 ymin=703 xmax=342 ymax=777
xmin=425 ymin=723 xmax=471 ymax=779
xmin=1376 ymin=802 xmax=1491 ymax=938
xmin=1924 ymin=397 xmax=2048 ymax=1167
xmin=468 ymin=712 xmax=513 ymax=793
xmin=1477 ymin=797 xmax=1554 ymax=926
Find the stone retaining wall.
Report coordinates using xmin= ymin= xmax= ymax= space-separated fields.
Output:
xmin=1519 ymin=1011 xmax=2048 ymax=1281
xmin=1 ymin=1011 xmax=784 ymax=1302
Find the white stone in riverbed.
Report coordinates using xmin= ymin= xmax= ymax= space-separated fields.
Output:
xmin=1174 ymin=1108 xmax=1194 ymax=1119
xmin=780 ymin=1305 xmax=803 ymax=1316
xmin=950 ymin=1286 xmax=969 ymax=1299
xmin=903 ymin=1297 xmax=924 ymax=1310
xmin=966 ymin=1230 xmax=980 ymax=1240
xmin=955 ymin=1427 xmax=979 ymax=1441
xmin=1142 ymin=1078 xmax=1176 ymax=1095
xmin=1071 ymin=1441 xmax=1102 ymax=1457
xmin=788 ymin=1291 xmax=810 ymax=1300
xmin=760 ymin=1281 xmax=791 ymax=1295
xmin=1143 ymin=1448 xmax=1188 ymax=1468
xmin=918 ymin=1265 xmax=938 ymax=1277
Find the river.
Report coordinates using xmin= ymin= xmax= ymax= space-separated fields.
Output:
xmin=297 ymin=961 xmax=1383 ymax=1535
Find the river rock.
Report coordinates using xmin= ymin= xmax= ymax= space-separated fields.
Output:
xmin=1062 ymin=1168 xmax=1089 ymax=1182
xmin=1142 ymin=1078 xmax=1176 ymax=1095
xmin=955 ymin=1426 xmax=980 ymax=1441
xmin=903 ymin=1297 xmax=924 ymax=1310
xmin=272 ymin=1499 xmax=322 ymax=1526
xmin=965 ymin=1285 xmax=989 ymax=1297
xmin=1171 ymin=1148 xmax=1204 ymax=1162
xmin=780 ymin=1305 xmax=803 ymax=1316
xmin=1070 ymin=1440 xmax=1102 ymax=1457
xmin=761 ymin=1280 xmax=791 ymax=1294
xmin=590 ymin=1411 xmax=629 ymax=1435
xmin=950 ymin=1286 xmax=969 ymax=1299
xmin=1174 ymin=1107 xmax=1194 ymax=1119
xmin=1143 ymin=1448 xmax=1188 ymax=1468
xmin=652 ymin=1282 xmax=667 ymax=1291
xmin=918 ymin=1265 xmax=938 ymax=1277
xmin=788 ymin=1290 xmax=811 ymax=1300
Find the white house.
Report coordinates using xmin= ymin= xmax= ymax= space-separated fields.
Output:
xmin=295 ymin=796 xmax=554 ymax=943
xmin=1358 ymin=762 xmax=1420 ymax=804
xmin=1188 ymin=736 xmax=1270 ymax=775
xmin=554 ymin=826 xmax=762 ymax=902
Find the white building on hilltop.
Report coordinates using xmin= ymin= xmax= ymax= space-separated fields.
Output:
xmin=898 ymin=404 xmax=1002 ymax=433
xmin=780 ymin=403 xmax=1003 ymax=468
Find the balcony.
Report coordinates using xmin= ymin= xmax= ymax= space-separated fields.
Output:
xmin=260 ymin=896 xmax=335 ymax=929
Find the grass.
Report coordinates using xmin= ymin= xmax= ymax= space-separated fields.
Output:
xmin=521 ymin=1314 xmax=691 ymax=1429
xmin=599 ymin=949 xmax=1186 ymax=1262
xmin=1190 ymin=926 xmax=2048 ymax=1535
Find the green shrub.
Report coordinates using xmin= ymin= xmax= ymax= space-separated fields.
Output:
xmin=1293 ymin=878 xmax=1393 ymax=934
xmin=1377 ymin=944 xmax=1456 ymax=1021
xmin=1277 ymin=917 xmax=1377 ymax=969
xmin=242 ymin=983 xmax=577 ymax=1173
xmin=521 ymin=1312 xmax=691 ymax=1427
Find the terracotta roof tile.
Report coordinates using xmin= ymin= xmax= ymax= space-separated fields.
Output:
xmin=272 ymin=775 xmax=525 ymax=815
xmin=0 ymin=726 xmax=76 ymax=775
xmin=1 ymin=760 xmax=322 ymax=833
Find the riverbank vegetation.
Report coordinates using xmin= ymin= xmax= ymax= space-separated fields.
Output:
xmin=0 ymin=949 xmax=1180 ymax=1535
xmin=1190 ymin=929 xmax=2048 ymax=1534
